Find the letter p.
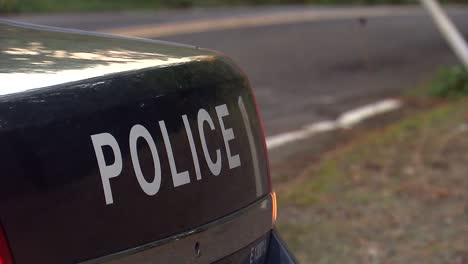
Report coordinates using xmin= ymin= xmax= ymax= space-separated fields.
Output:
xmin=91 ymin=133 xmax=123 ymax=205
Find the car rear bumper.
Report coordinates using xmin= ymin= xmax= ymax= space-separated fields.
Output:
xmin=266 ymin=230 xmax=297 ymax=264
xmin=76 ymin=195 xmax=296 ymax=264
xmin=80 ymin=195 xmax=286 ymax=264
xmin=213 ymin=229 xmax=296 ymax=264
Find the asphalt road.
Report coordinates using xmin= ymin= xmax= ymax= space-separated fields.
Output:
xmin=160 ymin=8 xmax=468 ymax=137
xmin=8 ymin=6 xmax=468 ymax=139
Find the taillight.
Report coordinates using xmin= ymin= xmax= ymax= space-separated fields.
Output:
xmin=271 ymin=192 xmax=277 ymax=225
xmin=242 ymin=65 xmax=275 ymax=223
xmin=0 ymin=224 xmax=13 ymax=264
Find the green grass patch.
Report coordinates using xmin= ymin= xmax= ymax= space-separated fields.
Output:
xmin=0 ymin=0 xmax=465 ymax=14
xmin=276 ymin=223 xmax=310 ymax=249
xmin=406 ymin=65 xmax=468 ymax=99
xmin=281 ymin=159 xmax=342 ymax=206
xmin=278 ymin=98 xmax=468 ymax=263
xmin=429 ymin=66 xmax=468 ymax=98
xmin=280 ymin=99 xmax=467 ymax=207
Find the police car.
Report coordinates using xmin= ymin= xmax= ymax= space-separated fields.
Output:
xmin=0 ymin=20 xmax=296 ymax=264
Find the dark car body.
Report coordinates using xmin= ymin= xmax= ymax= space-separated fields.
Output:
xmin=0 ymin=20 xmax=296 ymax=264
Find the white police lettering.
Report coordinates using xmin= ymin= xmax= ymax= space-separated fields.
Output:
xmin=90 ymin=100 xmax=244 ymax=205
xmin=159 ymin=120 xmax=191 ymax=187
xmin=216 ymin=104 xmax=241 ymax=169
xmin=182 ymin=114 xmax=202 ymax=180
xmin=129 ymin=124 xmax=162 ymax=196
xmin=90 ymin=133 xmax=123 ymax=205
xmin=198 ymin=108 xmax=222 ymax=176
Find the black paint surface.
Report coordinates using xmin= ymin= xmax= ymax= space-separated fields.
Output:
xmin=0 ymin=22 xmax=270 ymax=264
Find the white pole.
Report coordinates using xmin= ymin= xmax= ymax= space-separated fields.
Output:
xmin=420 ymin=0 xmax=468 ymax=69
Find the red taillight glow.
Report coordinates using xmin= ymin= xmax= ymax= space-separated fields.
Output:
xmin=271 ymin=192 xmax=277 ymax=225
xmin=0 ymin=224 xmax=13 ymax=264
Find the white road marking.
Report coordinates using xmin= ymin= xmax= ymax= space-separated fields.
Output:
xmin=266 ymin=99 xmax=402 ymax=149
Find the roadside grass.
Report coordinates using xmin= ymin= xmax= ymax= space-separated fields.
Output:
xmin=405 ymin=66 xmax=468 ymax=99
xmin=278 ymin=99 xmax=468 ymax=263
xmin=0 ymin=0 xmax=465 ymax=13
xmin=429 ymin=66 xmax=468 ymax=98
xmin=279 ymin=100 xmax=465 ymax=206
xmin=277 ymin=93 xmax=468 ymax=262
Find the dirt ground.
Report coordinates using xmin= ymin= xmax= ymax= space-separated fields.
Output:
xmin=275 ymin=99 xmax=468 ymax=264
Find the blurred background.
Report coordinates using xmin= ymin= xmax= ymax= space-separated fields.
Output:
xmin=0 ymin=0 xmax=466 ymax=13
xmin=2 ymin=0 xmax=468 ymax=263
xmin=0 ymin=0 xmax=465 ymax=12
